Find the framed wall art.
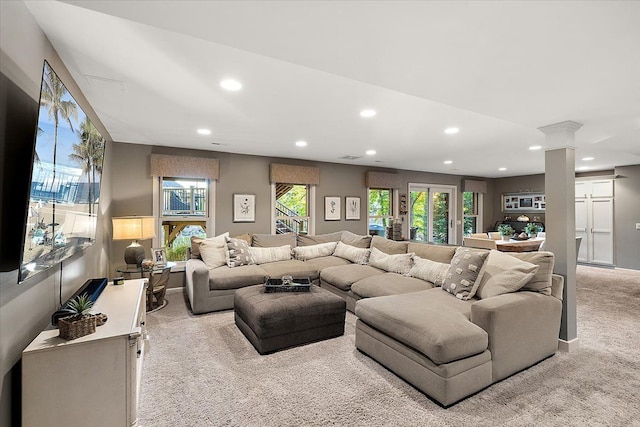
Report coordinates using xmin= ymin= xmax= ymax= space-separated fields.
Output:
xmin=233 ymin=194 xmax=256 ymax=222
xmin=324 ymin=196 xmax=341 ymax=221
xmin=345 ymin=196 xmax=360 ymax=220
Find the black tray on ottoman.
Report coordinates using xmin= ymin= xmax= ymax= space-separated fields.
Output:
xmin=264 ymin=277 xmax=312 ymax=293
xmin=234 ymin=284 xmax=347 ymax=354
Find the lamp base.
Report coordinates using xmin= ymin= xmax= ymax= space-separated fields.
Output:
xmin=124 ymin=241 xmax=146 ymax=267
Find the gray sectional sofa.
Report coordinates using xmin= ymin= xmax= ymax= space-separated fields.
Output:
xmin=185 ymin=230 xmax=563 ymax=406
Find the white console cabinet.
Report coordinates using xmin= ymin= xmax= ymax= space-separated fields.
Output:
xmin=22 ymin=279 xmax=148 ymax=427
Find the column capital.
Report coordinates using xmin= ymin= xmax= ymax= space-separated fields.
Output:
xmin=537 ymin=120 xmax=583 ymax=135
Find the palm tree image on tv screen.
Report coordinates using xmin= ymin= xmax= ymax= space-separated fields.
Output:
xmin=20 ymin=61 xmax=105 ymax=282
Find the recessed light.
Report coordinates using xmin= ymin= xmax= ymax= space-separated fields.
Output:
xmin=443 ymin=160 xmax=453 ymax=165
xmin=582 ymin=157 xmax=594 ymax=161
xmin=499 ymin=167 xmax=507 ymax=171
xmin=197 ymin=128 xmax=211 ymax=135
xmin=366 ymin=149 xmax=376 ymax=155
xmin=444 ymin=127 xmax=459 ymax=135
xmin=360 ymin=109 xmax=376 ymax=118
xmin=529 ymin=145 xmax=542 ymax=151
xmin=220 ymin=79 xmax=242 ymax=91
xmin=295 ymin=140 xmax=307 ymax=147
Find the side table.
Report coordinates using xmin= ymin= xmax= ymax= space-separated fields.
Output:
xmin=116 ymin=262 xmax=175 ymax=311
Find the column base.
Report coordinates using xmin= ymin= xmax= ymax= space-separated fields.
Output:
xmin=558 ymin=337 xmax=580 ymax=353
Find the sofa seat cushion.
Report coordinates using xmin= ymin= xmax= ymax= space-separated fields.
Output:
xmin=259 ymin=259 xmax=320 ymax=280
xmin=355 ymin=290 xmax=487 ymax=364
xmin=320 ymin=264 xmax=384 ymax=291
xmin=303 ymin=255 xmax=352 ymax=271
xmin=351 ymin=273 xmax=434 ymax=298
xmin=209 ymin=265 xmax=267 ymax=290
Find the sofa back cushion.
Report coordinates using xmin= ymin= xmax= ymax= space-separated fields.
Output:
xmin=507 ymin=251 xmax=555 ymax=295
xmin=249 ymin=245 xmax=292 ymax=265
xmin=333 ymin=241 xmax=371 ymax=265
xmin=291 ymin=242 xmax=338 ymax=261
xmin=370 ymin=235 xmax=408 ymax=254
xmin=442 ymin=247 xmax=489 ymax=300
xmin=340 ymin=231 xmax=372 ymax=248
xmin=407 ymin=242 xmax=457 ymax=264
xmin=297 ymin=231 xmax=343 ymax=246
xmin=408 ymin=256 xmax=449 ymax=286
xmin=368 ymin=247 xmax=414 ymax=274
xmin=252 ymin=233 xmax=297 ymax=248
xmin=226 ymin=237 xmax=255 ymax=267
xmin=475 ymin=250 xmax=539 ymax=299
xmin=190 ymin=232 xmax=229 ymax=259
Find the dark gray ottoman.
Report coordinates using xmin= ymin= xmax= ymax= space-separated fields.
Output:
xmin=234 ymin=284 xmax=346 ymax=354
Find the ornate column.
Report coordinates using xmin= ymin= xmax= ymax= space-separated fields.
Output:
xmin=538 ymin=120 xmax=582 ymax=352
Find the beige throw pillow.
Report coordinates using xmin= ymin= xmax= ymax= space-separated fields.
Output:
xmin=442 ymin=247 xmax=489 ymax=300
xmin=507 ymin=251 xmax=555 ymax=295
xmin=292 ymin=242 xmax=338 ymax=260
xmin=198 ymin=238 xmax=228 ymax=269
xmin=333 ymin=241 xmax=371 ymax=265
xmin=475 ymin=250 xmax=539 ymax=299
xmin=248 ymin=245 xmax=292 ymax=265
xmin=190 ymin=232 xmax=229 ymax=259
xmin=368 ymin=247 xmax=414 ymax=274
xmin=408 ymin=256 xmax=450 ymax=286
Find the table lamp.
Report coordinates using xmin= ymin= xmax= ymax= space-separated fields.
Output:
xmin=112 ymin=216 xmax=156 ymax=267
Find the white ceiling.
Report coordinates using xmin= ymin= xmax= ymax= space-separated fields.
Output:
xmin=24 ymin=0 xmax=640 ymax=178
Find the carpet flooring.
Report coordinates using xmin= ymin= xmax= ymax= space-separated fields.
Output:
xmin=138 ymin=265 xmax=640 ymax=426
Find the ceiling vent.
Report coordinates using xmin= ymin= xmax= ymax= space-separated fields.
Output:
xmin=339 ymin=155 xmax=362 ymax=160
xmin=84 ymin=75 xmax=127 ymax=92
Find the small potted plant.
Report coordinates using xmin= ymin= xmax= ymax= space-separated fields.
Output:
xmin=58 ymin=293 xmax=96 ymax=340
xmin=498 ymin=224 xmax=515 ymax=241
xmin=524 ymin=222 xmax=540 ymax=238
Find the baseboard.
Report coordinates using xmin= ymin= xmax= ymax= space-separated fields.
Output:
xmin=558 ymin=338 xmax=580 ymax=352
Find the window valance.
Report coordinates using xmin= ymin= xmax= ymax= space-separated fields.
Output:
xmin=270 ymin=163 xmax=320 ymax=185
xmin=365 ymin=171 xmax=402 ymax=189
xmin=462 ymin=179 xmax=487 ymax=193
xmin=150 ymin=154 xmax=219 ymax=180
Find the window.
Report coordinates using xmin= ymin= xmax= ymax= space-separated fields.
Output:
xmin=155 ymin=177 xmax=213 ymax=262
xmin=368 ymin=188 xmax=392 ymax=236
xmin=463 ymin=191 xmax=483 ymax=236
xmin=275 ymin=184 xmax=310 ymax=234
xmin=408 ymin=183 xmax=457 ymax=244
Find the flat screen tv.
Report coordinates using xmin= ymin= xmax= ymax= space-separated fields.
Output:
xmin=18 ymin=61 xmax=106 ymax=282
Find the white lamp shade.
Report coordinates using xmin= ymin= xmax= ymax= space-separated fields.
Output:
xmin=112 ymin=216 xmax=156 ymax=240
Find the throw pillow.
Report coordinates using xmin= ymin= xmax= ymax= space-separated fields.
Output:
xmin=333 ymin=241 xmax=371 ymax=265
xmin=475 ymin=250 xmax=539 ymax=299
xmin=226 ymin=237 xmax=255 ymax=267
xmin=340 ymin=231 xmax=372 ymax=248
xmin=368 ymin=247 xmax=414 ymax=274
xmin=291 ymin=242 xmax=338 ymax=260
xmin=507 ymin=251 xmax=555 ymax=295
xmin=248 ymin=245 xmax=292 ymax=265
xmin=442 ymin=247 xmax=489 ymax=300
xmin=198 ymin=238 xmax=228 ymax=269
xmin=190 ymin=232 xmax=229 ymax=259
xmin=408 ymin=256 xmax=450 ymax=286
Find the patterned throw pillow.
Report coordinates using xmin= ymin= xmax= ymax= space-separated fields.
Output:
xmin=368 ymin=247 xmax=414 ymax=274
xmin=291 ymin=242 xmax=338 ymax=261
xmin=248 ymin=245 xmax=292 ymax=265
xmin=333 ymin=241 xmax=371 ymax=265
xmin=408 ymin=256 xmax=450 ymax=286
xmin=442 ymin=247 xmax=489 ymax=300
xmin=226 ymin=237 xmax=255 ymax=267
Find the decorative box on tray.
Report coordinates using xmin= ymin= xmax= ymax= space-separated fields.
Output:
xmin=264 ymin=277 xmax=312 ymax=293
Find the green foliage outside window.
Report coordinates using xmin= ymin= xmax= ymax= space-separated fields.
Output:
xmin=432 ymin=192 xmax=449 ymax=243
xmin=278 ymin=185 xmax=307 ymax=215
xmin=463 ymin=192 xmax=478 ymax=236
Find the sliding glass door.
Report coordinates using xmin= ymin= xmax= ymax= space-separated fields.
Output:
xmin=409 ymin=184 xmax=456 ymax=244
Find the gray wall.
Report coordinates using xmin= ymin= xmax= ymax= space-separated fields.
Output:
xmin=614 ymin=165 xmax=640 ymax=270
xmin=0 ymin=2 xmax=114 ymax=425
xmin=110 ymin=143 xmax=493 ymax=273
